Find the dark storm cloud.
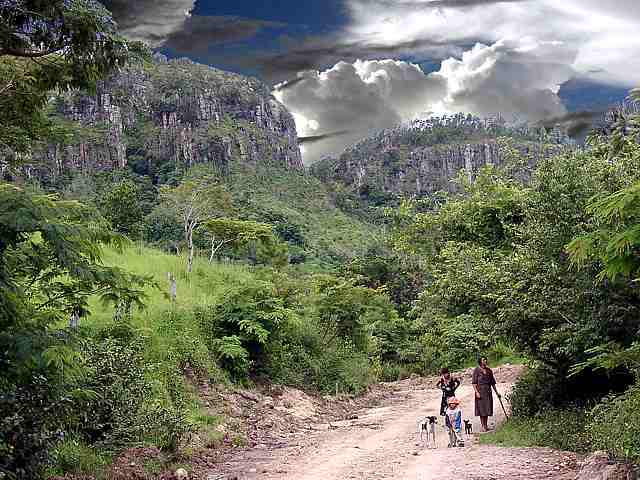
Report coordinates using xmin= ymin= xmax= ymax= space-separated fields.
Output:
xmin=102 ymin=1 xmax=282 ymax=49
xmin=537 ymin=110 xmax=602 ymax=138
xmin=164 ymin=16 xmax=286 ymax=54
xmin=298 ymin=130 xmax=352 ymax=145
xmin=246 ymin=36 xmax=463 ymax=83
xmin=101 ymin=0 xmax=195 ymax=45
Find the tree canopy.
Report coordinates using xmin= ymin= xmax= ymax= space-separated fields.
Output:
xmin=160 ymin=170 xmax=234 ymax=272
xmin=0 ymin=0 xmax=146 ymax=153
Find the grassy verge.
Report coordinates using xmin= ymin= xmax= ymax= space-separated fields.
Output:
xmin=479 ymin=409 xmax=589 ymax=452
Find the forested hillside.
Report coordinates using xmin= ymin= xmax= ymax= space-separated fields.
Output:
xmin=1 ymin=1 xmax=640 ymax=479
xmin=1 ymin=54 xmax=302 ymax=181
xmin=312 ymin=114 xmax=572 ymax=205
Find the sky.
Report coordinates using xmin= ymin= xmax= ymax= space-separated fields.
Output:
xmin=102 ymin=0 xmax=639 ymax=163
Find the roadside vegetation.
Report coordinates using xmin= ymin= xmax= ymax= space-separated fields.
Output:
xmin=1 ymin=1 xmax=639 ymax=478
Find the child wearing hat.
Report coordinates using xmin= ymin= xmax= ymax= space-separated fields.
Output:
xmin=445 ymin=396 xmax=464 ymax=447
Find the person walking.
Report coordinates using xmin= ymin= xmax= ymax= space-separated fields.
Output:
xmin=436 ymin=367 xmax=461 ymax=416
xmin=472 ymin=356 xmax=501 ymax=432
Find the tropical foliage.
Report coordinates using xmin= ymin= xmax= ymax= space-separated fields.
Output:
xmin=0 ymin=0 xmax=146 ymax=153
xmin=2 ymin=0 xmax=640 ymax=474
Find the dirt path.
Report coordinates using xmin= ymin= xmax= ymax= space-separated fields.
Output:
xmin=206 ymin=367 xmax=579 ymax=480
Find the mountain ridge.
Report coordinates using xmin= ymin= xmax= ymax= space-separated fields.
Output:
xmin=1 ymin=55 xmax=302 ymax=183
xmin=312 ymin=113 xmax=571 ymax=199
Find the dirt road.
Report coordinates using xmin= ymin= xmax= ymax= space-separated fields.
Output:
xmin=209 ymin=366 xmax=579 ymax=480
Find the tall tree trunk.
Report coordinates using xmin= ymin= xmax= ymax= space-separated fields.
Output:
xmin=209 ymin=238 xmax=216 ymax=264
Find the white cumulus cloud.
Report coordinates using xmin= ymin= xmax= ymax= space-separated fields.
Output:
xmin=277 ymin=40 xmax=574 ymax=163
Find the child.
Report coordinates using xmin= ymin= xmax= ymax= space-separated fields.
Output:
xmin=445 ymin=397 xmax=464 ymax=447
xmin=436 ymin=367 xmax=461 ymax=416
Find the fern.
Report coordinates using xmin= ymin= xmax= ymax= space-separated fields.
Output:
xmin=568 ymin=181 xmax=640 ymax=282
xmin=211 ymin=336 xmax=250 ymax=378
xmin=237 ymin=318 xmax=270 ymax=344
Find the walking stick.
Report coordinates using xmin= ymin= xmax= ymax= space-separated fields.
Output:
xmin=498 ymin=394 xmax=509 ymax=420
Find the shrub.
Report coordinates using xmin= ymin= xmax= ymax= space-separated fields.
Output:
xmin=209 ymin=336 xmax=251 ymax=378
xmin=437 ymin=314 xmax=494 ymax=368
xmin=510 ymin=366 xmax=635 ymax=418
xmin=143 ymin=402 xmax=195 ymax=452
xmin=509 ymin=367 xmax=567 ymax=418
xmin=168 ymin=332 xmax=215 ymax=378
xmin=73 ymin=338 xmax=153 ymax=449
xmin=587 ymin=382 xmax=640 ymax=464
xmin=197 ymin=281 xmax=297 ymax=378
xmin=481 ymin=408 xmax=589 ymax=452
xmin=47 ymin=434 xmax=109 ymax=478
xmin=265 ymin=341 xmax=321 ymax=387
xmin=408 ymin=313 xmax=495 ymax=374
xmin=371 ymin=359 xmax=415 ymax=382
xmin=315 ymin=341 xmax=372 ymax=395
xmin=0 ymin=376 xmax=62 ymax=480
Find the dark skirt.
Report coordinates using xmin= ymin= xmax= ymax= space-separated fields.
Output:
xmin=440 ymin=394 xmax=452 ymax=416
xmin=475 ymin=384 xmax=493 ymax=417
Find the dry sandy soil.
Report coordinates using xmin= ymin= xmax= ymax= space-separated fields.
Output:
xmin=200 ymin=365 xmax=580 ymax=480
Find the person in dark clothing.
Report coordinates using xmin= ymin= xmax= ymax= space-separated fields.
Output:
xmin=472 ymin=356 xmax=502 ymax=432
xmin=436 ymin=367 xmax=461 ymax=416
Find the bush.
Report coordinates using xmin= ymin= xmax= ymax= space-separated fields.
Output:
xmin=265 ymin=341 xmax=321 ymax=387
xmin=436 ymin=314 xmax=494 ymax=368
xmin=481 ymin=408 xmax=589 ymax=452
xmin=510 ymin=367 xmax=568 ymax=418
xmin=0 ymin=376 xmax=63 ymax=479
xmin=196 ymin=281 xmax=297 ymax=378
xmin=510 ymin=366 xmax=635 ymax=418
xmin=47 ymin=434 xmax=109 ymax=478
xmin=371 ymin=359 xmax=416 ymax=382
xmin=587 ymin=382 xmax=640 ymax=464
xmin=266 ymin=320 xmax=373 ymax=394
xmin=73 ymin=338 xmax=153 ymax=449
xmin=315 ymin=341 xmax=372 ymax=395
xmin=409 ymin=313 xmax=495 ymax=374
xmin=143 ymin=402 xmax=195 ymax=452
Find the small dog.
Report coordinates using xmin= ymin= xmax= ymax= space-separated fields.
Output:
xmin=464 ymin=419 xmax=473 ymax=435
xmin=418 ymin=415 xmax=438 ymax=448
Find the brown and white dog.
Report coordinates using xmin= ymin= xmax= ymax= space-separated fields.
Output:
xmin=418 ymin=415 xmax=438 ymax=448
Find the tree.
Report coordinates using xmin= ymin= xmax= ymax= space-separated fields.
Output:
xmin=312 ymin=274 xmax=398 ymax=352
xmin=397 ymin=140 xmax=640 ymax=384
xmin=568 ymin=181 xmax=640 ymax=283
xmin=0 ymin=182 xmax=152 ymax=475
xmin=160 ymin=172 xmax=233 ymax=273
xmin=0 ymin=183 xmax=151 ymax=335
xmin=197 ymin=280 xmax=298 ymax=378
xmin=0 ymin=0 xmax=146 ymax=153
xmin=99 ymin=179 xmax=145 ymax=239
xmin=203 ymin=218 xmax=275 ymax=263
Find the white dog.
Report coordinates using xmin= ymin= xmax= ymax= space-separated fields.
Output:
xmin=418 ymin=416 xmax=438 ymax=448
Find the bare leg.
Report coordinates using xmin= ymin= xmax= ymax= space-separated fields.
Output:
xmin=480 ymin=416 xmax=488 ymax=431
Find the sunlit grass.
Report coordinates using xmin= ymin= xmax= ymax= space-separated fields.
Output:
xmin=86 ymin=243 xmax=255 ymax=328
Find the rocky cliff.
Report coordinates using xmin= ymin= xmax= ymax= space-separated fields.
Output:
xmin=16 ymin=55 xmax=302 ymax=180
xmin=314 ymin=114 xmax=570 ymax=197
